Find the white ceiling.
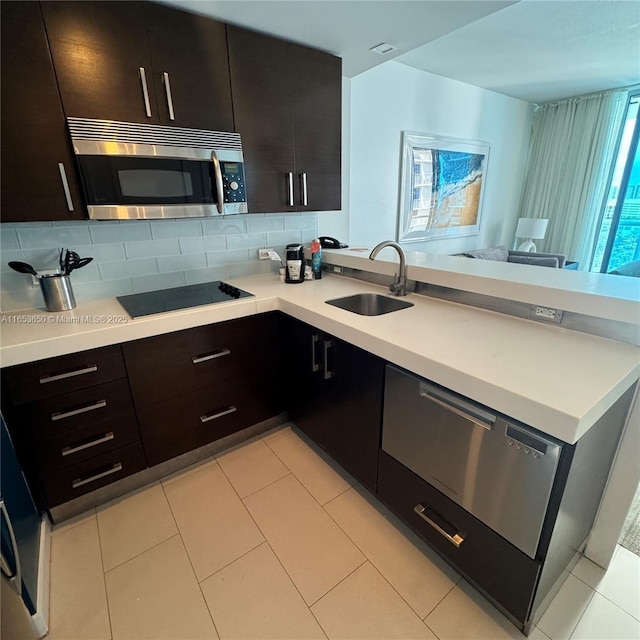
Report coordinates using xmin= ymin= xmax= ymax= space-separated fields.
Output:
xmin=161 ymin=0 xmax=640 ymax=103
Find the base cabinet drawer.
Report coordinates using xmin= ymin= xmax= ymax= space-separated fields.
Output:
xmin=377 ymin=450 xmax=540 ymax=626
xmin=31 ymin=412 xmax=141 ymax=473
xmin=42 ymin=442 xmax=147 ymax=507
xmin=2 ymin=345 xmax=126 ymax=405
xmin=137 ymin=375 xmax=281 ymax=466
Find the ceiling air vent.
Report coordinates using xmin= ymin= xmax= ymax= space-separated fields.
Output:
xmin=369 ymin=43 xmax=398 ymax=55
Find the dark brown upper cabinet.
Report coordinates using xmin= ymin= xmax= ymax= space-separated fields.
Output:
xmin=227 ymin=26 xmax=341 ymax=213
xmin=41 ymin=1 xmax=233 ymax=131
xmin=1 ymin=1 xmax=85 ymax=222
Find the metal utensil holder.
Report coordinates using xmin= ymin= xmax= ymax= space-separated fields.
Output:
xmin=40 ymin=274 xmax=76 ymax=312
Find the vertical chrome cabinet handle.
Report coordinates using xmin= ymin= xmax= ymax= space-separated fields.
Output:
xmin=58 ymin=163 xmax=74 ymax=211
xmin=311 ymin=334 xmax=320 ymax=372
xmin=287 ymin=172 xmax=294 ymax=207
xmin=0 ymin=501 xmax=22 ymax=594
xmin=139 ymin=67 xmax=152 ymax=117
xmin=301 ymin=172 xmax=308 ymax=207
xmin=211 ymin=151 xmax=225 ymax=214
xmin=162 ymin=72 xmax=175 ymax=121
xmin=323 ymin=340 xmax=334 ymax=380
xmin=72 ymin=463 xmax=122 ymax=489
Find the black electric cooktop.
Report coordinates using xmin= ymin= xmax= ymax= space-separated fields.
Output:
xmin=117 ymin=281 xmax=254 ymax=318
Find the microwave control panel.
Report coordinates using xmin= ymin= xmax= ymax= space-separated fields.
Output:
xmin=220 ymin=161 xmax=247 ymax=205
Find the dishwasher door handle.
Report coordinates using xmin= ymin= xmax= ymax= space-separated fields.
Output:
xmin=414 ymin=504 xmax=465 ymax=548
xmin=419 ymin=382 xmax=495 ymax=431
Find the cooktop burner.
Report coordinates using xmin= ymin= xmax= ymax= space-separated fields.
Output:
xmin=117 ymin=281 xmax=254 ymax=318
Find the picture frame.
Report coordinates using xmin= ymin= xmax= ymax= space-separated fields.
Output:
xmin=397 ymin=132 xmax=490 ymax=244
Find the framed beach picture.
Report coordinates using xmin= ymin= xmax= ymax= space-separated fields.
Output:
xmin=397 ymin=132 xmax=490 ymax=243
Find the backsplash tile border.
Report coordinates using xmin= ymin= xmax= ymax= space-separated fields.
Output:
xmin=0 ymin=213 xmax=319 ymax=311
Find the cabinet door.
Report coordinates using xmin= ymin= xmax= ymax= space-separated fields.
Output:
xmin=41 ymin=1 xmax=159 ymax=124
xmin=143 ymin=3 xmax=233 ymax=131
xmin=227 ymin=26 xmax=295 ymax=213
xmin=322 ymin=339 xmax=383 ymax=492
xmin=0 ymin=2 xmax=84 ymax=222
xmin=292 ymin=44 xmax=342 ymax=212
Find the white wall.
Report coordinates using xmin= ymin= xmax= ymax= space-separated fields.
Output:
xmin=348 ymin=61 xmax=533 ymax=253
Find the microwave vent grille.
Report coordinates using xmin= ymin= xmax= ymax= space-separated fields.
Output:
xmin=67 ymin=118 xmax=242 ymax=151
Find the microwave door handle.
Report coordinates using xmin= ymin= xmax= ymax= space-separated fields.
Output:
xmin=211 ymin=151 xmax=224 ymax=214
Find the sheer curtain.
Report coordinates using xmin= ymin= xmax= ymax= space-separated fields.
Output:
xmin=518 ymin=90 xmax=627 ymax=268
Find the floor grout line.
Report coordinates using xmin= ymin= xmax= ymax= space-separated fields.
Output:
xmin=94 ymin=513 xmax=114 ymax=640
xmin=160 ymin=482 xmax=221 ymax=640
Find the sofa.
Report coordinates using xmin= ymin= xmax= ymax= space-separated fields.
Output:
xmin=455 ymin=246 xmax=566 ymax=268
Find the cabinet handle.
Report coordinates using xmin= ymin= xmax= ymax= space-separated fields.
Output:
xmin=419 ymin=382 xmax=495 ymax=431
xmin=72 ymin=462 xmax=122 ymax=489
xmin=323 ymin=339 xmax=334 ymax=380
xmin=301 ymin=172 xmax=308 ymax=207
xmin=311 ymin=334 xmax=320 ymax=372
xmin=58 ymin=163 xmax=75 ymax=212
xmin=287 ymin=172 xmax=294 ymax=207
xmin=162 ymin=72 xmax=175 ymax=121
xmin=211 ymin=150 xmax=224 ymax=214
xmin=200 ymin=405 xmax=236 ymax=423
xmin=0 ymin=501 xmax=22 ymax=593
xmin=51 ymin=399 xmax=107 ymax=422
xmin=62 ymin=432 xmax=115 ymax=457
xmin=192 ymin=348 xmax=230 ymax=364
xmin=414 ymin=504 xmax=465 ymax=548
xmin=139 ymin=67 xmax=152 ymax=117
xmin=40 ymin=364 xmax=98 ymax=384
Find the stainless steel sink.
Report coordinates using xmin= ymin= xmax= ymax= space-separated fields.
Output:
xmin=325 ymin=293 xmax=414 ymax=316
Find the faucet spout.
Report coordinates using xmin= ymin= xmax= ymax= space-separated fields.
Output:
xmin=369 ymin=241 xmax=408 ymax=296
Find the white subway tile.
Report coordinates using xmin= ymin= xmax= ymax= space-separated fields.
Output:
xmin=150 ymin=220 xmax=204 ymax=240
xmin=228 ymin=261 xmax=272 ymax=278
xmin=91 ymin=223 xmax=151 ymax=244
xmin=226 ymin=233 xmax=267 ymax=250
xmin=100 ymin=258 xmax=158 ymax=281
xmin=125 ymin=238 xmax=179 ymax=259
xmin=179 ymin=236 xmax=226 ymax=255
xmin=1 ymin=222 xmax=53 ymax=229
xmin=70 ymin=243 xmax=126 ymax=262
xmin=202 ymin=218 xmax=247 ymax=236
xmin=301 ymin=229 xmax=318 ymax=244
xmin=206 ymin=249 xmax=249 ymax=266
xmin=132 ymin=271 xmax=186 ymax=293
xmin=67 ymin=261 xmax=101 ymax=284
xmin=73 ymin=278 xmax=134 ymax=301
xmin=184 ymin=266 xmax=230 ymax=285
xmin=1 ymin=229 xmax=20 ymax=251
xmin=266 ymin=230 xmax=302 ymax=246
xmin=247 ymin=216 xmax=285 ymax=233
xmin=18 ymin=226 xmax=92 ymax=249
xmin=157 ymin=254 xmax=207 ymax=273
xmin=284 ymin=214 xmax=318 ymax=230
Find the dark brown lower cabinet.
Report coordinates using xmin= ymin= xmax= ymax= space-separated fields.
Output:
xmin=283 ymin=316 xmax=383 ymax=492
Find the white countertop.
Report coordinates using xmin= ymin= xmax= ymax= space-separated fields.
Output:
xmin=322 ymin=248 xmax=640 ymax=326
xmin=1 ymin=273 xmax=638 ymax=445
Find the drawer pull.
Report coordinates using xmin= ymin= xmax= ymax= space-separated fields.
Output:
xmin=414 ymin=504 xmax=465 ymax=548
xmin=39 ymin=364 xmax=98 ymax=384
xmin=192 ymin=349 xmax=231 ymax=364
xmin=419 ymin=382 xmax=495 ymax=431
xmin=200 ymin=405 xmax=236 ymax=423
xmin=62 ymin=432 xmax=115 ymax=457
xmin=72 ymin=462 xmax=123 ymax=489
xmin=51 ymin=399 xmax=107 ymax=422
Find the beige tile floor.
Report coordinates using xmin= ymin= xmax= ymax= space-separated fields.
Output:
xmin=48 ymin=424 xmax=640 ymax=640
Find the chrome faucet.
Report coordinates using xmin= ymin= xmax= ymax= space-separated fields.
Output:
xmin=369 ymin=241 xmax=409 ymax=296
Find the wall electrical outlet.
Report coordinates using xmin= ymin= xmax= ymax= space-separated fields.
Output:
xmin=530 ymin=305 xmax=563 ymax=324
xmin=258 ymin=248 xmax=273 ymax=260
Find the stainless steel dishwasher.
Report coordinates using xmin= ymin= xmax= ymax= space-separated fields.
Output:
xmin=381 ymin=365 xmax=563 ymax=559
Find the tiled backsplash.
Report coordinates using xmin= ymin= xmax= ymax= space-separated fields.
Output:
xmin=0 ymin=213 xmax=318 ymax=311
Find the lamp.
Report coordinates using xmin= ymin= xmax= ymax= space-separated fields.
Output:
xmin=515 ymin=217 xmax=548 ymax=252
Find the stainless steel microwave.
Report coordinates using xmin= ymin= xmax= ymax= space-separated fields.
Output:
xmin=67 ymin=118 xmax=248 ymax=219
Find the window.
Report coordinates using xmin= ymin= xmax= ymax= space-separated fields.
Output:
xmin=591 ymin=94 xmax=640 ymax=272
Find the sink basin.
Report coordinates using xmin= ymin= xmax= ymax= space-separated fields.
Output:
xmin=325 ymin=293 xmax=414 ymax=316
